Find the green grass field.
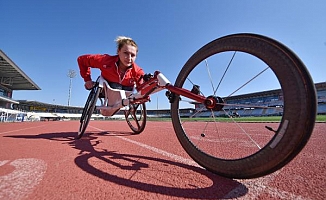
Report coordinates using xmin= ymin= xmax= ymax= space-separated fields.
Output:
xmin=316 ymin=115 xmax=326 ymax=122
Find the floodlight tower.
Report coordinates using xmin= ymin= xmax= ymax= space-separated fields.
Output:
xmin=67 ymin=69 xmax=77 ymax=106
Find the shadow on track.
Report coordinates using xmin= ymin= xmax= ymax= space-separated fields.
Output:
xmin=5 ymin=131 xmax=248 ymax=199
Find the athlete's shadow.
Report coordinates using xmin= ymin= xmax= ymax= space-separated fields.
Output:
xmin=5 ymin=131 xmax=248 ymax=199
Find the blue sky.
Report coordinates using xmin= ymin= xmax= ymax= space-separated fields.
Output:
xmin=1 ymin=0 xmax=325 ymax=110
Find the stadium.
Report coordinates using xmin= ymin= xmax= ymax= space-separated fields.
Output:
xmin=1 ymin=49 xmax=326 ymax=122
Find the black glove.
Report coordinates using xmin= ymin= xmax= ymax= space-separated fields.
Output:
xmin=143 ymin=73 xmax=154 ymax=82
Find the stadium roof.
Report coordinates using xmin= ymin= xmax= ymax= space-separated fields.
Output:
xmin=0 ymin=95 xmax=19 ymax=104
xmin=0 ymin=50 xmax=41 ymax=90
xmin=225 ymin=81 xmax=326 ymax=100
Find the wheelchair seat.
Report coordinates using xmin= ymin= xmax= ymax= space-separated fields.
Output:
xmin=96 ymin=77 xmax=133 ymax=116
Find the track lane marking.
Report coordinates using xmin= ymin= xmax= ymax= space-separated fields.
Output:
xmin=90 ymin=126 xmax=201 ymax=167
xmin=225 ymin=172 xmax=312 ymax=200
xmin=0 ymin=124 xmax=48 ymax=135
xmin=0 ymin=158 xmax=47 ymax=200
xmin=90 ymin=125 xmax=310 ymax=199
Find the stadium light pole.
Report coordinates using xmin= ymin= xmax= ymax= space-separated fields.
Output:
xmin=67 ymin=69 xmax=76 ymax=107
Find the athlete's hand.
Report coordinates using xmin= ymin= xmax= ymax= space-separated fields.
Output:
xmin=84 ymin=81 xmax=95 ymax=90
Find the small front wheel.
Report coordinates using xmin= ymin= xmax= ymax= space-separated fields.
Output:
xmin=124 ymin=103 xmax=147 ymax=134
xmin=77 ymin=85 xmax=100 ymax=139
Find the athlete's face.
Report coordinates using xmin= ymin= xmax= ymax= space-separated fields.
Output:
xmin=118 ymin=44 xmax=137 ymax=68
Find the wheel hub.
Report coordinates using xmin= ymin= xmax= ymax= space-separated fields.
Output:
xmin=204 ymin=95 xmax=224 ymax=111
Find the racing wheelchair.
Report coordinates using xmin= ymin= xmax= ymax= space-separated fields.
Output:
xmin=77 ymin=33 xmax=317 ymax=179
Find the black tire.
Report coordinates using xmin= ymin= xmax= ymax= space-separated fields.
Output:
xmin=77 ymin=85 xmax=100 ymax=139
xmin=170 ymin=33 xmax=317 ymax=179
xmin=124 ymin=103 xmax=147 ymax=134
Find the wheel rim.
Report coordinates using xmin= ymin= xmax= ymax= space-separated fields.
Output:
xmin=78 ymin=86 xmax=100 ymax=138
xmin=171 ymin=34 xmax=315 ymax=164
xmin=125 ymin=103 xmax=146 ymax=134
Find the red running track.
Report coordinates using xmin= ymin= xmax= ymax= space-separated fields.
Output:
xmin=0 ymin=121 xmax=325 ymax=199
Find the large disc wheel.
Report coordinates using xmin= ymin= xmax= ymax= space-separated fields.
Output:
xmin=77 ymin=85 xmax=100 ymax=139
xmin=125 ymin=103 xmax=147 ymax=134
xmin=170 ymin=33 xmax=317 ymax=179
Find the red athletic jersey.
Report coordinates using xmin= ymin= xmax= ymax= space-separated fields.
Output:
xmin=77 ymin=54 xmax=145 ymax=87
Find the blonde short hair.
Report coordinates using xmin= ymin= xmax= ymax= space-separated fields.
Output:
xmin=115 ymin=36 xmax=138 ymax=53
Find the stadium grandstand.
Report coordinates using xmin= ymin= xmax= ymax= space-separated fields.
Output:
xmin=192 ymin=82 xmax=326 ymax=118
xmin=0 ymin=50 xmax=41 ymax=122
xmin=1 ymin=49 xmax=326 ymax=122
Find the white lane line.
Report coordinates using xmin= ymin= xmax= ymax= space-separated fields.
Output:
xmin=0 ymin=158 xmax=47 ymax=200
xmin=225 ymin=170 xmax=312 ymax=200
xmin=90 ymin=126 xmax=201 ymax=168
xmin=117 ymin=136 xmax=201 ymax=168
xmin=0 ymin=124 xmax=48 ymax=135
xmin=0 ymin=160 xmax=9 ymax=166
xmin=90 ymin=125 xmax=310 ymax=199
